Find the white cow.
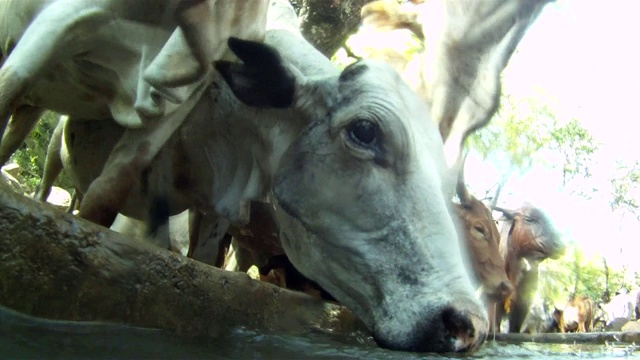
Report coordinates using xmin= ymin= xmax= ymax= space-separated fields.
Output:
xmin=33 ymin=1 xmax=489 ymax=352
xmin=0 ymin=0 xmax=269 ymax=226
xmin=220 ymin=0 xmax=553 ymax=313
xmin=599 ymin=290 xmax=636 ymax=329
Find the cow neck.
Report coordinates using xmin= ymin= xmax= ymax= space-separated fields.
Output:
xmin=501 ymin=219 xmax=521 ymax=286
xmin=201 ymin=86 xmax=304 ymax=226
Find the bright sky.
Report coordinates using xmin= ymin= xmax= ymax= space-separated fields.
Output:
xmin=465 ymin=0 xmax=640 ymax=271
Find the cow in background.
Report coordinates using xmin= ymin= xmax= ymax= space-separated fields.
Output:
xmin=491 ymin=204 xmax=566 ymax=333
xmin=519 ymin=295 xmax=554 ymax=333
xmin=453 ymin=158 xmax=512 ymax=303
xmin=551 ymin=296 xmax=594 ymax=333
xmin=598 ymin=289 xmax=636 ymax=330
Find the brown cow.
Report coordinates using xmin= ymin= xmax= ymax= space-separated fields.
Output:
xmin=453 ymin=160 xmax=512 ymax=303
xmin=490 ymin=204 xmax=566 ymax=333
xmin=552 ymin=296 xmax=594 ymax=333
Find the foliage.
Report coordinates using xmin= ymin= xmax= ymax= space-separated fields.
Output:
xmin=548 ymin=118 xmax=599 ymax=188
xmin=467 ymin=89 xmax=598 ymax=200
xmin=610 ymin=160 xmax=640 ymax=220
xmin=469 ymin=91 xmax=598 ymax=174
xmin=331 ymin=15 xmax=423 ymax=69
xmin=468 ymin=92 xmax=557 ymax=172
xmin=538 ymin=243 xmax=627 ymax=305
xmin=10 ymin=112 xmax=73 ymax=194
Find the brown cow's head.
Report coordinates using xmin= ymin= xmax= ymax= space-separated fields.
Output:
xmin=453 ymin=168 xmax=512 ymax=303
xmin=500 ymin=204 xmax=566 ymax=262
xmin=494 ymin=203 xmax=566 ymax=290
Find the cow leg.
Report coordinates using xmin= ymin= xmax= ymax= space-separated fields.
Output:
xmin=187 ymin=210 xmax=230 ymax=266
xmin=0 ymin=1 xmax=110 ymax=137
xmin=489 ymin=301 xmax=506 ymax=334
xmin=509 ymin=301 xmax=531 ymax=333
xmin=586 ymin=300 xmax=594 ymax=332
xmin=223 ymin=239 xmax=258 ymax=272
xmin=147 ymin=196 xmax=172 ymax=250
xmin=67 ymin=190 xmax=82 ymax=214
xmin=558 ymin=315 xmax=566 ymax=333
xmin=77 ymin=136 xmax=150 ymax=226
xmin=0 ymin=105 xmax=45 ymax=166
xmin=34 ymin=115 xmax=65 ymax=202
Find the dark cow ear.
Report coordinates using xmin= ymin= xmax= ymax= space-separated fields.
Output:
xmin=215 ymin=37 xmax=296 ymax=108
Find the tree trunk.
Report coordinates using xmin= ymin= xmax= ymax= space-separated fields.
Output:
xmin=291 ymin=0 xmax=376 ymax=57
xmin=0 ymin=182 xmax=365 ymax=337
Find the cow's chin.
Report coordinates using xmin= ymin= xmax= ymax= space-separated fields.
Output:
xmin=273 ymin=203 xmax=488 ymax=353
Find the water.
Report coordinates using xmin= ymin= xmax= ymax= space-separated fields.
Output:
xmin=2 ymin=307 xmax=637 ymax=359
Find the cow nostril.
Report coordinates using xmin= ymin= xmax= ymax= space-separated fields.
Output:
xmin=441 ymin=307 xmax=488 ymax=352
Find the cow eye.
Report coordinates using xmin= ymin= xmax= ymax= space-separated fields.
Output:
xmin=473 ymin=225 xmax=490 ymax=241
xmin=347 ymin=119 xmax=378 ymax=147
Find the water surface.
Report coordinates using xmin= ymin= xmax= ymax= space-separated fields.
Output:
xmin=2 ymin=307 xmax=637 ymax=359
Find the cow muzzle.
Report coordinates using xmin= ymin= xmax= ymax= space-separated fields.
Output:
xmin=372 ymin=298 xmax=488 ymax=353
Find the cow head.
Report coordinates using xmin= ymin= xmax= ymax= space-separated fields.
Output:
xmin=216 ymin=38 xmax=488 ymax=353
xmin=497 ymin=204 xmax=566 ymax=262
xmin=453 ymin=166 xmax=511 ymax=303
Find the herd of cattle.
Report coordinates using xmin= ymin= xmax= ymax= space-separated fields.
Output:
xmin=1 ymin=0 xmax=616 ymax=354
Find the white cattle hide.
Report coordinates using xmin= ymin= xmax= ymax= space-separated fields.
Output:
xmin=0 ymin=0 xmax=269 ymax=226
xmin=601 ymin=292 xmax=636 ymax=325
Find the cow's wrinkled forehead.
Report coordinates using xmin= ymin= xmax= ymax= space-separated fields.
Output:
xmin=337 ymin=60 xmax=428 ymax=114
xmin=331 ymin=60 xmax=433 ymax=135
